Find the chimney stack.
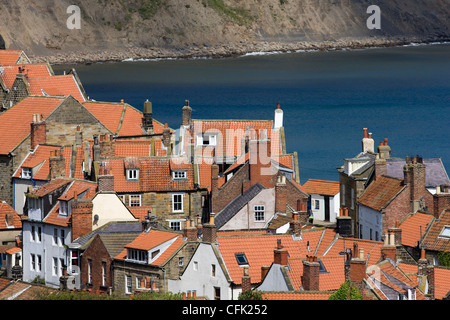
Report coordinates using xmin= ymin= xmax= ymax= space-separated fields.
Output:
xmin=30 ymin=114 xmax=46 ymax=150
xmin=249 ymin=138 xmax=273 ymax=188
xmin=361 ymin=128 xmax=374 ymax=153
xmin=71 ymin=199 xmax=93 ymax=241
xmin=273 ymin=239 xmax=288 ymax=265
xmin=403 ymin=155 xmax=427 ymax=212
xmin=142 ymin=100 xmax=153 ymax=133
xmin=182 ymin=100 xmax=192 ymax=126
xmin=49 ymin=149 xmax=66 ymax=179
xmin=377 ymin=138 xmax=391 ymax=159
xmin=98 ymin=161 xmax=114 ymax=192
xmin=184 ymin=218 xmax=197 ymax=242
xmin=302 ymin=255 xmax=320 ymax=291
xmin=336 ymin=207 xmax=352 ymax=237
xmin=261 ymin=265 xmax=270 ymax=281
xmin=163 ymin=124 xmax=171 ymax=155
xmin=381 ymin=232 xmax=397 ymax=261
xmin=202 ymin=213 xmax=217 ymax=243
xmin=349 ymin=248 xmax=366 ymax=292
xmin=241 ymin=266 xmax=251 ymax=292
xmin=273 ymin=102 xmax=283 ymax=129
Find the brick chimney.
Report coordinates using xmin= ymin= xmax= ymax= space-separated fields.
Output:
xmin=249 ymin=138 xmax=273 ymax=188
xmin=289 ymin=212 xmax=301 ymax=236
xmin=71 ymin=198 xmax=93 ymax=241
xmin=241 ymin=266 xmax=251 ymax=292
xmin=302 ymin=255 xmax=320 ymax=291
xmin=182 ymin=100 xmax=192 ymax=126
xmin=163 ymin=123 xmax=171 ymax=155
xmin=202 ymin=213 xmax=216 ymax=244
xmin=403 ymin=155 xmax=427 ymax=212
xmin=336 ymin=207 xmax=353 ymax=237
xmin=99 ymin=134 xmax=115 ymax=158
xmin=275 ymin=174 xmax=287 ymax=214
xmin=417 ymin=249 xmax=428 ymax=276
xmin=273 ymin=239 xmax=288 ymax=265
xmin=211 ymin=163 xmax=219 ymax=194
xmin=142 ymin=99 xmax=153 ymax=133
xmin=349 ymin=248 xmax=366 ymax=292
xmin=98 ymin=161 xmax=114 ymax=192
xmin=261 ymin=265 xmax=270 ymax=281
xmin=389 ymin=222 xmax=402 ymax=246
xmin=374 ymin=157 xmax=387 ymax=180
xmin=30 ymin=113 xmax=46 ymax=150
xmin=433 ymin=187 xmax=450 ymax=218
xmin=381 ymin=232 xmax=397 ymax=261
xmin=361 ymin=128 xmax=374 ymax=153
xmin=184 ymin=218 xmax=197 ymax=242
xmin=49 ymin=149 xmax=66 ymax=179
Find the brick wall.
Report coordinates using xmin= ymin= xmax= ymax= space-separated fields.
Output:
xmin=302 ymin=256 xmax=320 ymax=291
xmin=71 ymin=199 xmax=93 ymax=241
xmin=81 ymin=234 xmax=112 ymax=294
xmin=0 ymin=155 xmax=14 ymax=205
xmin=383 ymin=186 xmax=410 ymax=234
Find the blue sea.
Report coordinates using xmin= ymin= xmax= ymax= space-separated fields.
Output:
xmin=53 ymin=43 xmax=450 ymax=184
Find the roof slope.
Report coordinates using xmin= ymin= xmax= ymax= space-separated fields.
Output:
xmin=28 ymin=75 xmax=86 ymax=102
xmin=0 ymin=201 xmax=22 ymax=229
xmin=421 ymin=209 xmax=450 ymax=252
xmin=215 ymin=183 xmax=265 ymax=229
xmin=386 ymin=158 xmax=450 ymax=187
xmin=399 ymin=212 xmax=434 ymax=247
xmin=301 ymin=179 xmax=340 ymax=196
xmin=358 ymin=175 xmax=405 ymax=211
xmin=0 ymin=96 xmax=64 ymax=155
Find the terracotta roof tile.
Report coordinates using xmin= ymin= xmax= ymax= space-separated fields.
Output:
xmin=262 ymin=291 xmax=333 ymax=300
xmin=434 ymin=267 xmax=450 ymax=300
xmin=358 ymin=176 xmax=405 ymax=211
xmin=301 ymin=179 xmax=340 ymax=196
xmin=0 ymin=201 xmax=22 ymax=229
xmin=399 ymin=212 xmax=434 ymax=247
xmin=127 ymin=206 xmax=153 ymax=221
xmin=0 ymin=96 xmax=64 ymax=155
xmin=28 ymin=177 xmax=72 ymax=197
xmin=0 ymin=50 xmax=25 ymax=65
xmin=0 ymin=63 xmax=52 ymax=89
xmin=13 ymin=145 xmax=60 ymax=179
xmin=421 ymin=209 xmax=450 ymax=252
xmin=124 ymin=229 xmax=179 ymax=251
xmin=27 ymin=75 xmax=86 ymax=102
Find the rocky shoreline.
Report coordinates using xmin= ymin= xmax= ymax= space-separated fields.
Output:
xmin=29 ymin=36 xmax=450 ymax=65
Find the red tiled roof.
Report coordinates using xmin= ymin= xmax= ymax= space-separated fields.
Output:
xmin=262 ymin=291 xmax=333 ymax=300
xmin=399 ymin=212 xmax=434 ymax=247
xmin=216 ymin=228 xmax=335 ymax=285
xmin=190 ymin=119 xmax=279 ymax=157
xmin=0 ymin=201 xmax=22 ymax=229
xmin=127 ymin=206 xmax=153 ymax=221
xmin=27 ymin=75 xmax=86 ymax=102
xmin=123 ymin=229 xmax=179 ymax=251
xmin=115 ymin=140 xmax=150 ymax=157
xmin=0 ymin=96 xmax=64 ymax=155
xmin=301 ymin=179 xmax=340 ymax=196
xmin=13 ymin=145 xmax=60 ymax=180
xmin=0 ymin=50 xmax=25 ymax=65
xmin=421 ymin=209 xmax=450 ymax=252
xmin=0 ymin=63 xmax=52 ymax=89
xmin=434 ymin=267 xmax=450 ymax=300
xmin=83 ymin=101 xmax=166 ymax=136
xmin=358 ymin=176 xmax=405 ymax=211
xmin=57 ymin=180 xmax=97 ymax=201
xmin=28 ymin=178 xmax=72 ymax=197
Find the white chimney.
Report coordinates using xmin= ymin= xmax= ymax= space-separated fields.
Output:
xmin=274 ymin=102 xmax=283 ymax=129
xmin=362 ymin=128 xmax=374 ymax=153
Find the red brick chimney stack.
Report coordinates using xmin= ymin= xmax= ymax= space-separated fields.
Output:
xmin=302 ymin=255 xmax=320 ymax=291
xmin=184 ymin=218 xmax=197 ymax=242
xmin=381 ymin=231 xmax=397 ymax=261
xmin=273 ymin=239 xmax=288 ymax=265
xmin=30 ymin=113 xmax=46 ymax=150
xmin=71 ymin=198 xmax=93 ymax=241
xmin=241 ymin=266 xmax=251 ymax=292
xmin=202 ymin=213 xmax=217 ymax=244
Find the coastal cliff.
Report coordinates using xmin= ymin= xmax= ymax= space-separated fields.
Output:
xmin=0 ymin=0 xmax=449 ymax=63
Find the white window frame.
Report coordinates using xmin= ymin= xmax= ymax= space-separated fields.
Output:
xmin=53 ymin=228 xmax=58 ymax=246
xmin=88 ymin=259 xmax=92 ymax=284
xmin=59 ymin=200 xmax=70 ymax=216
xmin=102 ymin=262 xmax=107 ymax=287
xmin=172 ymin=170 xmax=187 ymax=180
xmin=37 ymin=226 xmax=42 ymax=243
xmin=193 ymin=261 xmax=198 ymax=271
xmin=53 ymin=257 xmax=58 ymax=276
xmin=126 ymin=168 xmax=139 ymax=181
xmin=37 ymin=255 xmax=42 ymax=272
xmin=169 ymin=220 xmax=181 ymax=231
xmin=172 ymin=193 xmax=184 ymax=212
xmin=70 ymin=250 xmax=79 ymax=274
xmin=30 ymin=254 xmax=35 ymax=271
xmin=197 ymin=133 xmax=217 ymax=146
xmin=254 ymin=205 xmax=265 ymax=222
xmin=125 ymin=275 xmax=132 ymax=294
xmin=314 ymin=200 xmax=320 ymax=210
xmin=129 ymin=194 xmax=141 ymax=207
xmin=31 ymin=226 xmax=35 ymax=242
xmin=439 ymin=226 xmax=450 ymax=238
xmin=60 ymin=258 xmax=64 ymax=277
xmin=21 ymin=167 xmax=32 ymax=179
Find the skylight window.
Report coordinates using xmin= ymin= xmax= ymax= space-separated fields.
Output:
xmin=235 ymin=253 xmax=249 ymax=266
xmin=439 ymin=226 xmax=450 ymax=238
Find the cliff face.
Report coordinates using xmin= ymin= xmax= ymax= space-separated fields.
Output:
xmin=0 ymin=0 xmax=449 ymax=61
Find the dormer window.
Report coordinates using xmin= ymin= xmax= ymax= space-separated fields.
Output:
xmin=21 ymin=167 xmax=32 ymax=179
xmin=197 ymin=133 xmax=217 ymax=146
xmin=127 ymin=248 xmax=148 ymax=263
xmin=172 ymin=170 xmax=187 ymax=180
xmin=439 ymin=226 xmax=450 ymax=238
xmin=126 ymin=168 xmax=139 ymax=181
xmin=59 ymin=200 xmax=71 ymax=216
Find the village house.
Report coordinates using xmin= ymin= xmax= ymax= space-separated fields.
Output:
xmin=301 ymin=179 xmax=340 ymax=223
xmin=113 ymin=222 xmax=199 ymax=296
xmin=63 ymin=220 xmax=143 ymax=293
xmin=21 ymin=178 xmax=98 ymax=287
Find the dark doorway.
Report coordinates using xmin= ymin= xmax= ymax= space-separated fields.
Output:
xmin=324 ymin=196 xmax=330 ymax=221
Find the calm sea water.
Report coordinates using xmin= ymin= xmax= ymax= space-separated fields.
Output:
xmin=53 ymin=44 xmax=450 ymax=183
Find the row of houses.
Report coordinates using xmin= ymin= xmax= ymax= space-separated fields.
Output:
xmin=0 ymin=49 xmax=449 ymax=300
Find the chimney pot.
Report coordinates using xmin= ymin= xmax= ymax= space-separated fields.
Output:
xmin=363 ymin=128 xmax=367 ymax=138
xmin=384 ymin=138 xmax=388 ymax=146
